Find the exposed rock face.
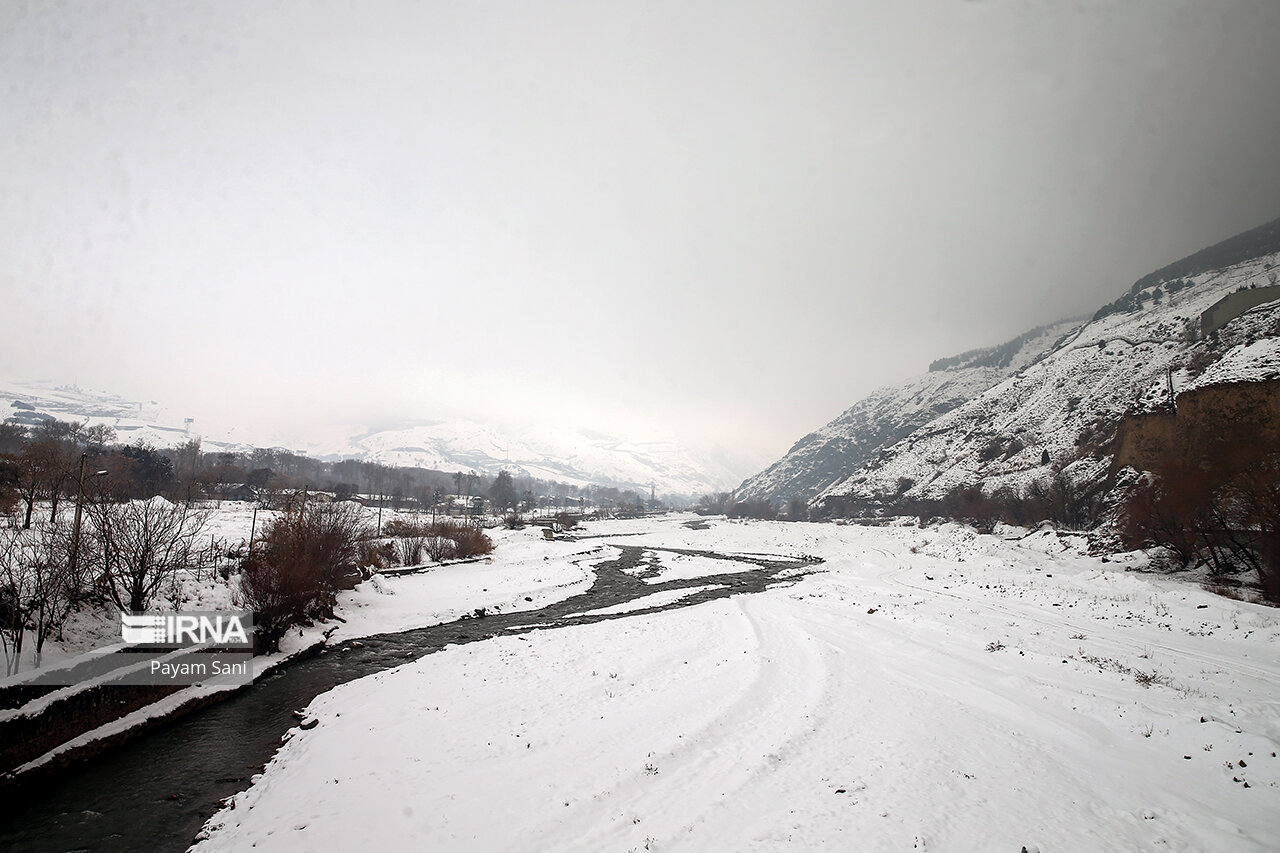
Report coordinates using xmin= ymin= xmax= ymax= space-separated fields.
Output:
xmin=1114 ymin=379 xmax=1280 ymax=475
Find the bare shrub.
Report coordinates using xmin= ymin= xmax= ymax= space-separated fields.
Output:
xmin=396 ymin=536 xmax=427 ymax=566
xmin=240 ymin=545 xmax=316 ymax=653
xmin=452 ymin=525 xmax=494 ymax=558
xmin=383 ymin=518 xmax=431 ymax=538
xmin=358 ymin=539 xmax=397 ymax=572
xmin=416 ymin=521 xmax=494 ymax=561
xmin=726 ymin=498 xmax=776 ymax=520
xmin=239 ymin=502 xmax=370 ymax=651
xmin=424 ymin=534 xmax=457 ymax=562
xmin=1119 ymin=452 xmax=1280 ymax=602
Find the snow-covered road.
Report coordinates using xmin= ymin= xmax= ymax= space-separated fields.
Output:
xmin=195 ymin=517 xmax=1280 ymax=852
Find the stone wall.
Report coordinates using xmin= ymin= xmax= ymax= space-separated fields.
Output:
xmin=1114 ymin=378 xmax=1280 ymax=473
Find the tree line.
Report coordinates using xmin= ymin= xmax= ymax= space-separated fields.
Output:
xmin=0 ymin=416 xmax=676 ymax=666
xmin=0 ymin=417 xmax=642 ymax=521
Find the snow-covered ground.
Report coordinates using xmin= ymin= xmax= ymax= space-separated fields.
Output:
xmin=2 ymin=503 xmax=596 ymax=675
xmin=2 ymin=509 xmax=601 ymax=779
xmin=194 ymin=515 xmax=1280 ymax=852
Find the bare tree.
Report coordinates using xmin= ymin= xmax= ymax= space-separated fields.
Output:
xmin=0 ymin=517 xmax=74 ymax=673
xmin=85 ymin=496 xmax=210 ymax=612
xmin=0 ymin=525 xmax=28 ymax=674
xmin=15 ymin=439 xmax=68 ymax=529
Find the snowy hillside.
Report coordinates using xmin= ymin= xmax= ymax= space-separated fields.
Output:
xmin=735 ymin=321 xmax=1082 ymax=503
xmin=0 ymin=380 xmax=748 ymax=496
xmin=820 ymin=250 xmax=1280 ymax=505
xmin=0 ymin=379 xmax=248 ymax=453
xmin=308 ymin=420 xmax=756 ymax=496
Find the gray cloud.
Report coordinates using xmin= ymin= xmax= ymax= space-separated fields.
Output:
xmin=2 ymin=0 xmax=1278 ymax=459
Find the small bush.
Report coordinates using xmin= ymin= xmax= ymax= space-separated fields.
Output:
xmin=383 ymin=519 xmax=432 ymax=538
xmin=424 ymin=534 xmax=457 ymax=562
xmin=359 ymin=539 xmax=397 ymax=571
xmin=395 ymin=536 xmax=426 ymax=566
xmin=452 ymin=525 xmax=494 ymax=558
xmin=238 ymin=503 xmax=370 ymax=651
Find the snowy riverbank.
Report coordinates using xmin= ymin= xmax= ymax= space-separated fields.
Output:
xmin=193 ymin=515 xmax=1280 ymax=852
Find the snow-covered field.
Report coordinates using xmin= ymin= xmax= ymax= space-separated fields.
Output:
xmin=191 ymin=514 xmax=1280 ymax=852
xmin=3 ymin=503 xmax=597 ymax=673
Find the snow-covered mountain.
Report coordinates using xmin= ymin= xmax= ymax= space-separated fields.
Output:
xmin=740 ymin=216 xmax=1280 ymax=510
xmin=820 ymin=252 xmax=1279 ymax=506
xmin=292 ymin=419 xmax=754 ymax=496
xmin=0 ymin=380 xmax=245 ymax=452
xmin=733 ymin=321 xmax=1082 ymax=503
xmin=0 ymin=380 xmax=749 ymax=497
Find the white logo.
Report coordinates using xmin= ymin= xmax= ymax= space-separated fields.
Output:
xmin=120 ymin=612 xmax=251 ymax=647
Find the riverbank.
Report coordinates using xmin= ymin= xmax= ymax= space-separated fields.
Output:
xmin=0 ymin=527 xmax=597 ymax=791
xmin=195 ymin=516 xmax=1280 ymax=852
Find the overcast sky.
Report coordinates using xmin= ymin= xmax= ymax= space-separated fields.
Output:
xmin=2 ymin=0 xmax=1278 ymax=464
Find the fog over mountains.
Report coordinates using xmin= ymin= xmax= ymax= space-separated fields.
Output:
xmin=0 ymin=380 xmax=763 ymax=499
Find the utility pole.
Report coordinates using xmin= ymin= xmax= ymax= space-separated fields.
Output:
xmin=249 ymin=503 xmax=259 ymax=559
xmin=69 ymin=453 xmax=106 ymax=583
xmin=69 ymin=453 xmax=87 ymax=582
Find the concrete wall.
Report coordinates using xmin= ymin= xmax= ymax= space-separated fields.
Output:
xmin=1201 ymin=285 xmax=1280 ymax=336
xmin=0 ymin=682 xmax=184 ymax=774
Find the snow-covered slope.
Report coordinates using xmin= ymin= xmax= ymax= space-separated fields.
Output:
xmin=0 ymin=379 xmax=248 ymax=452
xmin=308 ymin=420 xmax=752 ymax=496
xmin=734 ymin=321 xmax=1082 ymax=503
xmin=820 ymin=251 xmax=1280 ymax=505
xmin=0 ymin=380 xmax=746 ymax=496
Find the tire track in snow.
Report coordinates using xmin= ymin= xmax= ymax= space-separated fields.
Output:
xmin=531 ymin=594 xmax=834 ymax=853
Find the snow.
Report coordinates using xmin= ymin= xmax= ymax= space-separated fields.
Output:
xmin=0 ymin=379 xmax=754 ymax=497
xmin=3 ymin=523 xmax=599 ymax=778
xmin=735 ymin=320 xmax=1082 ymax=502
xmin=1187 ymin=336 xmax=1280 ymax=390
xmin=820 ymin=251 xmax=1280 ymax=503
xmin=279 ymin=532 xmax=598 ymax=649
xmin=324 ymin=419 xmax=755 ymax=496
xmin=194 ymin=515 xmax=1280 ymax=852
xmin=571 ymin=584 xmax=726 ymax=618
xmin=623 ymin=550 xmax=759 ymax=583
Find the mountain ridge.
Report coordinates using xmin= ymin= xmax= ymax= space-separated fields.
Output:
xmin=737 ymin=219 xmax=1280 ymax=514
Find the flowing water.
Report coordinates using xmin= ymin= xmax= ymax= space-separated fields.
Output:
xmin=0 ymin=544 xmax=814 ymax=852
